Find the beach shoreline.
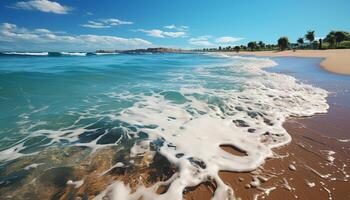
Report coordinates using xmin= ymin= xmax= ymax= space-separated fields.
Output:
xmin=183 ymin=53 xmax=350 ymax=200
xmin=219 ymin=49 xmax=350 ymax=75
xmin=1 ymin=54 xmax=349 ymax=200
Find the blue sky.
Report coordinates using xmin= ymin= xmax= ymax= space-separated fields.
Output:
xmin=0 ymin=0 xmax=349 ymax=51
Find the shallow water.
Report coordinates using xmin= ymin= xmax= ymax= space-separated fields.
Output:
xmin=0 ymin=53 xmax=329 ymax=199
xmin=266 ymin=56 xmax=350 ymax=108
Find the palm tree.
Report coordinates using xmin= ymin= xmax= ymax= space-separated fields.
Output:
xmin=305 ymin=30 xmax=315 ymax=48
xmin=278 ymin=37 xmax=289 ymax=51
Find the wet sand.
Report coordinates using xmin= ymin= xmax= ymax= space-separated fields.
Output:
xmin=183 ymin=56 xmax=350 ymax=199
xmin=221 ymin=49 xmax=350 ymax=75
xmin=185 ymin=105 xmax=350 ymax=200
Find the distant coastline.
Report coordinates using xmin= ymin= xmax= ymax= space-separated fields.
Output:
xmin=2 ymin=48 xmax=349 ymax=75
xmin=96 ymin=47 xmax=190 ymax=54
xmin=0 ymin=48 xmax=192 ymax=57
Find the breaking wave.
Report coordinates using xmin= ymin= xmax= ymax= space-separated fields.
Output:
xmin=0 ymin=54 xmax=328 ymax=199
xmin=0 ymin=51 xmax=119 ymax=57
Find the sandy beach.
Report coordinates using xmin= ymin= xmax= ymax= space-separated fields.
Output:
xmin=185 ymin=106 xmax=350 ymax=200
xmin=1 ymin=0 xmax=350 ymax=199
xmin=183 ymin=54 xmax=350 ymax=199
xmin=221 ymin=49 xmax=350 ymax=75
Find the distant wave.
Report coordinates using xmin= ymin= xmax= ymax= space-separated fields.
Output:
xmin=0 ymin=52 xmax=120 ymax=57
xmin=1 ymin=52 xmax=49 ymax=56
xmin=61 ymin=52 xmax=87 ymax=56
xmin=94 ymin=52 xmax=119 ymax=55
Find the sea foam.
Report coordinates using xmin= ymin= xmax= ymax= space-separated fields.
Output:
xmin=0 ymin=54 xmax=329 ymax=199
xmin=93 ymin=55 xmax=329 ymax=200
xmin=2 ymin=52 xmax=49 ymax=56
xmin=60 ymin=52 xmax=87 ymax=56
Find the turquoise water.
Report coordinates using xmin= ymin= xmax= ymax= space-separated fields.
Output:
xmin=0 ymin=53 xmax=239 ymax=159
xmin=0 ymin=53 xmax=329 ymax=199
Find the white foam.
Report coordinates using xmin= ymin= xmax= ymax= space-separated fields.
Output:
xmin=61 ymin=52 xmax=87 ymax=56
xmin=94 ymin=52 xmax=119 ymax=55
xmin=282 ymin=178 xmax=294 ymax=191
xmin=338 ymin=138 xmax=350 ymax=142
xmin=305 ymin=179 xmax=315 ymax=187
xmin=67 ymin=179 xmax=84 ymax=188
xmin=289 ymin=164 xmax=297 ymax=171
xmin=95 ymin=55 xmax=328 ymax=199
xmin=99 ymin=162 xmax=125 ymax=176
xmin=0 ymin=55 xmax=329 ymax=199
xmin=24 ymin=163 xmax=43 ymax=170
xmin=4 ymin=52 xmax=49 ymax=56
xmin=322 ymin=150 xmax=336 ymax=163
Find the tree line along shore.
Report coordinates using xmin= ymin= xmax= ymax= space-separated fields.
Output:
xmin=196 ymin=30 xmax=350 ymax=52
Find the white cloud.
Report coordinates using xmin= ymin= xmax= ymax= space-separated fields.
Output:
xmin=138 ymin=29 xmax=186 ymax=38
xmin=103 ymin=18 xmax=133 ymax=25
xmin=189 ymin=35 xmax=244 ymax=47
xmin=82 ymin=21 xmax=110 ymax=29
xmin=82 ymin=18 xmax=133 ymax=29
xmin=35 ymin=28 xmax=51 ymax=33
xmin=188 ymin=36 xmax=214 ymax=46
xmin=215 ymin=36 xmax=243 ymax=43
xmin=164 ymin=25 xmax=188 ymax=31
xmin=164 ymin=25 xmax=176 ymax=29
xmin=0 ymin=23 xmax=152 ymax=50
xmin=10 ymin=0 xmax=71 ymax=14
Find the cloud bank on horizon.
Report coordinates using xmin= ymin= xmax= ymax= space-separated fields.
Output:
xmin=0 ymin=0 xmax=244 ymax=51
xmin=188 ymin=36 xmax=244 ymax=47
xmin=82 ymin=19 xmax=133 ymax=29
xmin=0 ymin=22 xmax=152 ymax=51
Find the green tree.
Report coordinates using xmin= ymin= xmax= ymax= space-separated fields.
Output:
xmin=334 ymin=31 xmax=347 ymax=46
xmin=218 ymin=46 xmax=222 ymax=51
xmin=325 ymin=31 xmax=336 ymax=48
xmin=346 ymin=32 xmax=350 ymax=40
xmin=311 ymin=40 xmax=319 ymax=49
xmin=297 ymin=37 xmax=304 ymax=45
xmin=305 ymin=30 xmax=315 ymax=48
xmin=258 ymin=41 xmax=265 ymax=50
xmin=247 ymin=41 xmax=257 ymax=51
xmin=234 ymin=46 xmax=240 ymax=53
xmin=278 ymin=37 xmax=289 ymax=50
xmin=297 ymin=37 xmax=304 ymax=49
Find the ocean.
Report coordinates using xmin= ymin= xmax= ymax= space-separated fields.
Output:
xmin=0 ymin=52 xmax=329 ymax=199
